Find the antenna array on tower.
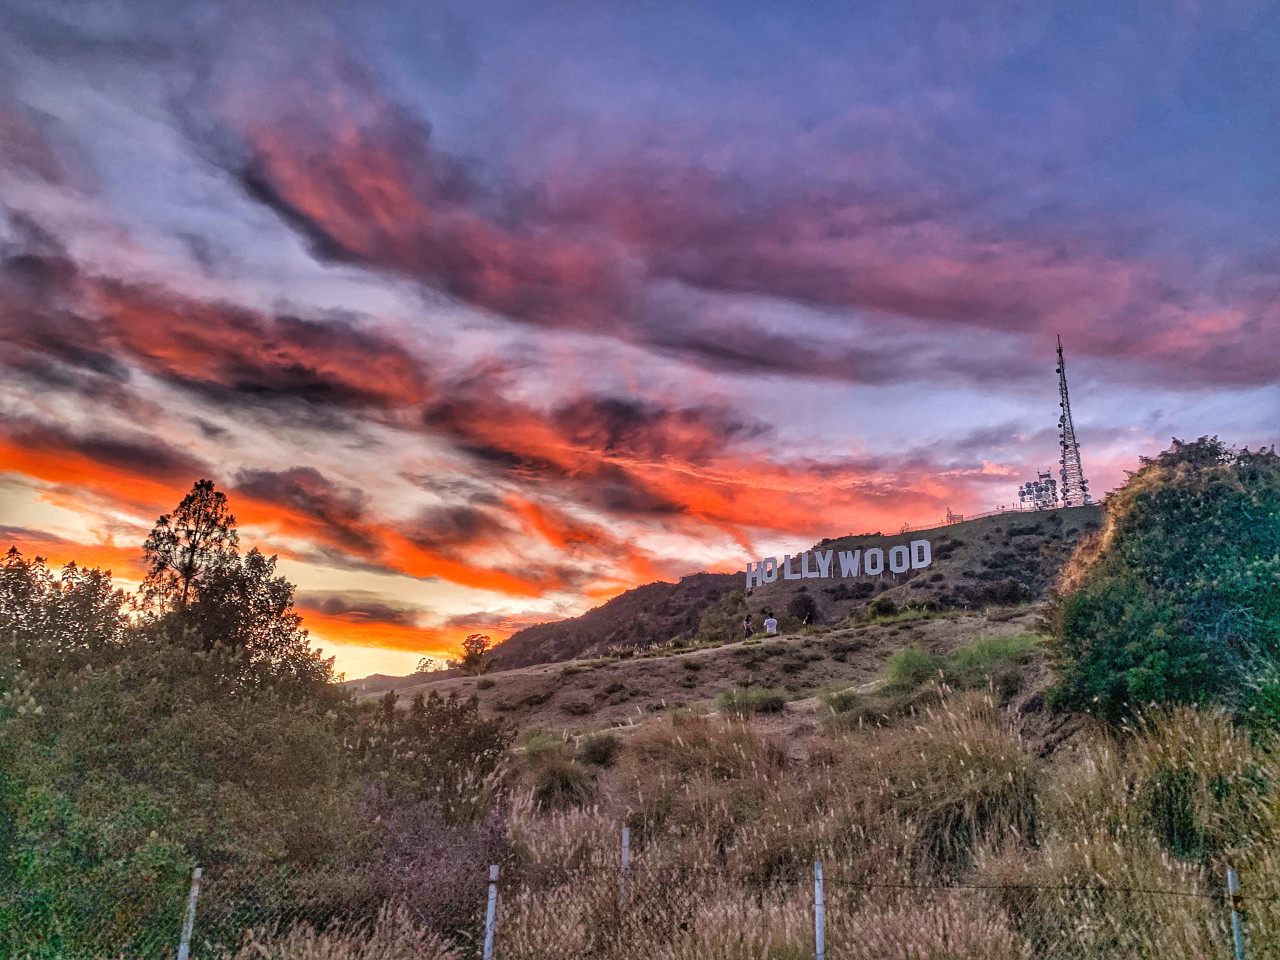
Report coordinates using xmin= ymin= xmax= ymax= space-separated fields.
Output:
xmin=1056 ymin=336 xmax=1091 ymax=506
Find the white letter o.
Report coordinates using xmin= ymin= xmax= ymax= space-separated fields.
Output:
xmin=864 ymin=548 xmax=884 ymax=575
xmin=889 ymin=545 xmax=909 ymax=573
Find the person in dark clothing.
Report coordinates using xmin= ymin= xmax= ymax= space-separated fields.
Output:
xmin=743 ymin=614 xmax=754 ymax=640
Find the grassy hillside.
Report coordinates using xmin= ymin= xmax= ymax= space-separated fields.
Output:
xmin=441 ymin=506 xmax=1099 ymax=676
xmin=353 ymin=599 xmax=1280 ymax=960
xmin=355 ymin=607 xmax=1042 ymax=733
xmin=747 ymin=505 xmax=1100 ymax=623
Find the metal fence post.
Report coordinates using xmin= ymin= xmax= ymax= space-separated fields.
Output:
xmin=813 ymin=861 xmax=825 ymax=960
xmin=483 ymin=864 xmax=500 ymax=960
xmin=1228 ymin=865 xmax=1246 ymax=960
xmin=620 ymin=826 xmax=631 ymax=903
xmin=176 ymin=866 xmax=202 ymax=960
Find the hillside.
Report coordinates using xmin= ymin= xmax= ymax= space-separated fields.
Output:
xmin=354 ymin=607 xmax=1044 ymax=734
xmin=493 ymin=570 xmax=740 ymax=668
xmin=478 ymin=505 xmax=1100 ymax=672
xmin=748 ymin=505 xmax=1100 ymax=623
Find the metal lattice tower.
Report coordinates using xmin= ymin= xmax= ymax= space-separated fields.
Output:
xmin=1056 ymin=335 xmax=1091 ymax=506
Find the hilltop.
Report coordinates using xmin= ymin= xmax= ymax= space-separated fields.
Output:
xmin=459 ymin=506 xmax=1099 ymax=673
xmin=493 ymin=570 xmax=740 ymax=668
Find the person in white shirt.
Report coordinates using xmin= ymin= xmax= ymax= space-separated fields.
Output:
xmin=763 ymin=613 xmax=778 ymax=635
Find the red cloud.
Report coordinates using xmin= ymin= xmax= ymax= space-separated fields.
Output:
xmin=222 ymin=60 xmax=1278 ymax=389
xmin=91 ymin=282 xmax=429 ymax=409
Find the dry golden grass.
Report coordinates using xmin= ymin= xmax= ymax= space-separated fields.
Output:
xmin=492 ymin=693 xmax=1280 ymax=960
xmin=229 ymin=907 xmax=457 ymax=960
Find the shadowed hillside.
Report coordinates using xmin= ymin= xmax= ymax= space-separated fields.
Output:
xmin=493 ymin=571 xmax=740 ymax=668
xmin=484 ymin=506 xmax=1100 ymax=671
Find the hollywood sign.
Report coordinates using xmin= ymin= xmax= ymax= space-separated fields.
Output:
xmin=745 ymin=540 xmax=932 ymax=589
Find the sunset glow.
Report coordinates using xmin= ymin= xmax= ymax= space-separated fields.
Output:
xmin=2 ymin=1 xmax=1276 ymax=677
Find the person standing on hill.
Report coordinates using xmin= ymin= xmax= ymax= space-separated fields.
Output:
xmin=743 ymin=614 xmax=754 ymax=640
xmin=764 ymin=612 xmax=778 ymax=635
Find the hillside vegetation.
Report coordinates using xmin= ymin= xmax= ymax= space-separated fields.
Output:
xmin=1050 ymin=437 xmax=1280 ymax=721
xmin=487 ymin=505 xmax=1100 ymax=671
xmin=4 ymin=439 xmax=1279 ymax=959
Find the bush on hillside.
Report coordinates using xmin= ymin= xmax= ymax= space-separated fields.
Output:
xmin=1048 ymin=438 xmax=1280 ymax=720
xmin=717 ymin=686 xmax=788 ymax=715
xmin=576 ymin=731 xmax=621 ymax=767
xmin=692 ymin=590 xmax=748 ymax=644
xmin=867 ymin=595 xmax=898 ymax=618
xmin=788 ymin=590 xmax=818 ymax=623
xmin=529 ymin=752 xmax=597 ymax=812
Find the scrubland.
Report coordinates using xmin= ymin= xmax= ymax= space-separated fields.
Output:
xmin=243 ymin=630 xmax=1280 ymax=959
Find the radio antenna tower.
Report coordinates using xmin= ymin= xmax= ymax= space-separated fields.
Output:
xmin=1056 ymin=335 xmax=1091 ymax=506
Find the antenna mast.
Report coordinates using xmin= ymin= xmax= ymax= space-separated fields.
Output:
xmin=1056 ymin=335 xmax=1090 ymax=506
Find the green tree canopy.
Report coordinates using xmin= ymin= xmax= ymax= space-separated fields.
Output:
xmin=1049 ymin=437 xmax=1280 ymax=721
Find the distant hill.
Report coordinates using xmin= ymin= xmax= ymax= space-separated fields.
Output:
xmin=491 ymin=506 xmax=1100 ymax=670
xmin=493 ymin=571 xmax=740 ymax=668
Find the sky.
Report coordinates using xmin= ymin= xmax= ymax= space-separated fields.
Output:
xmin=1 ymin=0 xmax=1276 ymax=679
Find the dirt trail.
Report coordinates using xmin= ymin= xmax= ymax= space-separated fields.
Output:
xmin=352 ymin=610 xmax=1041 ymax=736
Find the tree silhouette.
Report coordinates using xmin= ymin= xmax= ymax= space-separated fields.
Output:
xmin=142 ymin=479 xmax=238 ymax=610
xmin=448 ymin=634 xmax=496 ymax=675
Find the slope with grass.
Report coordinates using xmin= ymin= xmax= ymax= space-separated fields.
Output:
xmin=355 ymin=607 xmax=1044 ymax=735
xmin=486 ymin=627 xmax=1280 ymax=960
xmin=494 ymin=571 xmax=741 ymax=667
xmin=476 ymin=506 xmax=1099 ymax=672
xmin=746 ymin=505 xmax=1100 ymax=626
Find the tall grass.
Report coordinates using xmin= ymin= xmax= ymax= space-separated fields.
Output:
xmin=230 ymin=907 xmax=458 ymax=960
xmin=495 ymin=693 xmax=1280 ymax=960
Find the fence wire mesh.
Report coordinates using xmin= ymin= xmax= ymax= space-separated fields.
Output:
xmin=488 ymin=857 xmax=1279 ymax=960
xmin=5 ymin=850 xmax=1280 ymax=958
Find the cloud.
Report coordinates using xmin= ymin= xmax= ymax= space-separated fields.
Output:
xmin=207 ymin=44 xmax=1278 ymax=390
xmin=295 ymin=590 xmax=424 ymax=628
xmin=0 ymin=418 xmax=210 ymax=515
xmin=0 ymin=525 xmax=144 ymax=578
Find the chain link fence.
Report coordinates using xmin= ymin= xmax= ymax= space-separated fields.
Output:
xmin=5 ymin=836 xmax=1279 ymax=958
xmin=486 ymin=854 xmax=1274 ymax=960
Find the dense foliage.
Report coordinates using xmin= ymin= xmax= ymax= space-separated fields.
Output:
xmin=1049 ymin=437 xmax=1280 ymax=720
xmin=0 ymin=482 xmax=511 ymax=958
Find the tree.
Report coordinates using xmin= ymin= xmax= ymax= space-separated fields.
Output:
xmin=1049 ymin=437 xmax=1280 ymax=721
xmin=182 ymin=548 xmax=335 ymax=690
xmin=415 ymin=656 xmax=445 ymax=674
xmin=693 ymin=590 xmax=747 ymax=644
xmin=142 ymin=479 xmax=239 ymax=610
xmin=788 ymin=589 xmax=818 ymax=624
xmin=448 ymin=634 xmax=496 ymax=675
xmin=1 ymin=548 xmax=127 ymax=665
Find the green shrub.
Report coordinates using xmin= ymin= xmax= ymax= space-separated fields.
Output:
xmin=1241 ymin=661 xmax=1280 ymax=731
xmin=885 ymin=646 xmax=944 ymax=692
xmin=788 ymin=591 xmax=818 ymax=623
xmin=867 ymin=596 xmax=898 ymax=618
xmin=518 ymin=728 xmax=566 ymax=755
xmin=530 ymin=753 xmax=597 ymax=812
xmin=1049 ymin=438 xmax=1280 ymax=721
xmin=576 ymin=732 xmax=621 ymax=767
xmin=950 ymin=634 xmax=1040 ymax=694
xmin=716 ymin=686 xmax=788 ymax=716
xmin=692 ymin=590 xmax=748 ymax=645
xmin=476 ymin=676 xmax=496 ymax=689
